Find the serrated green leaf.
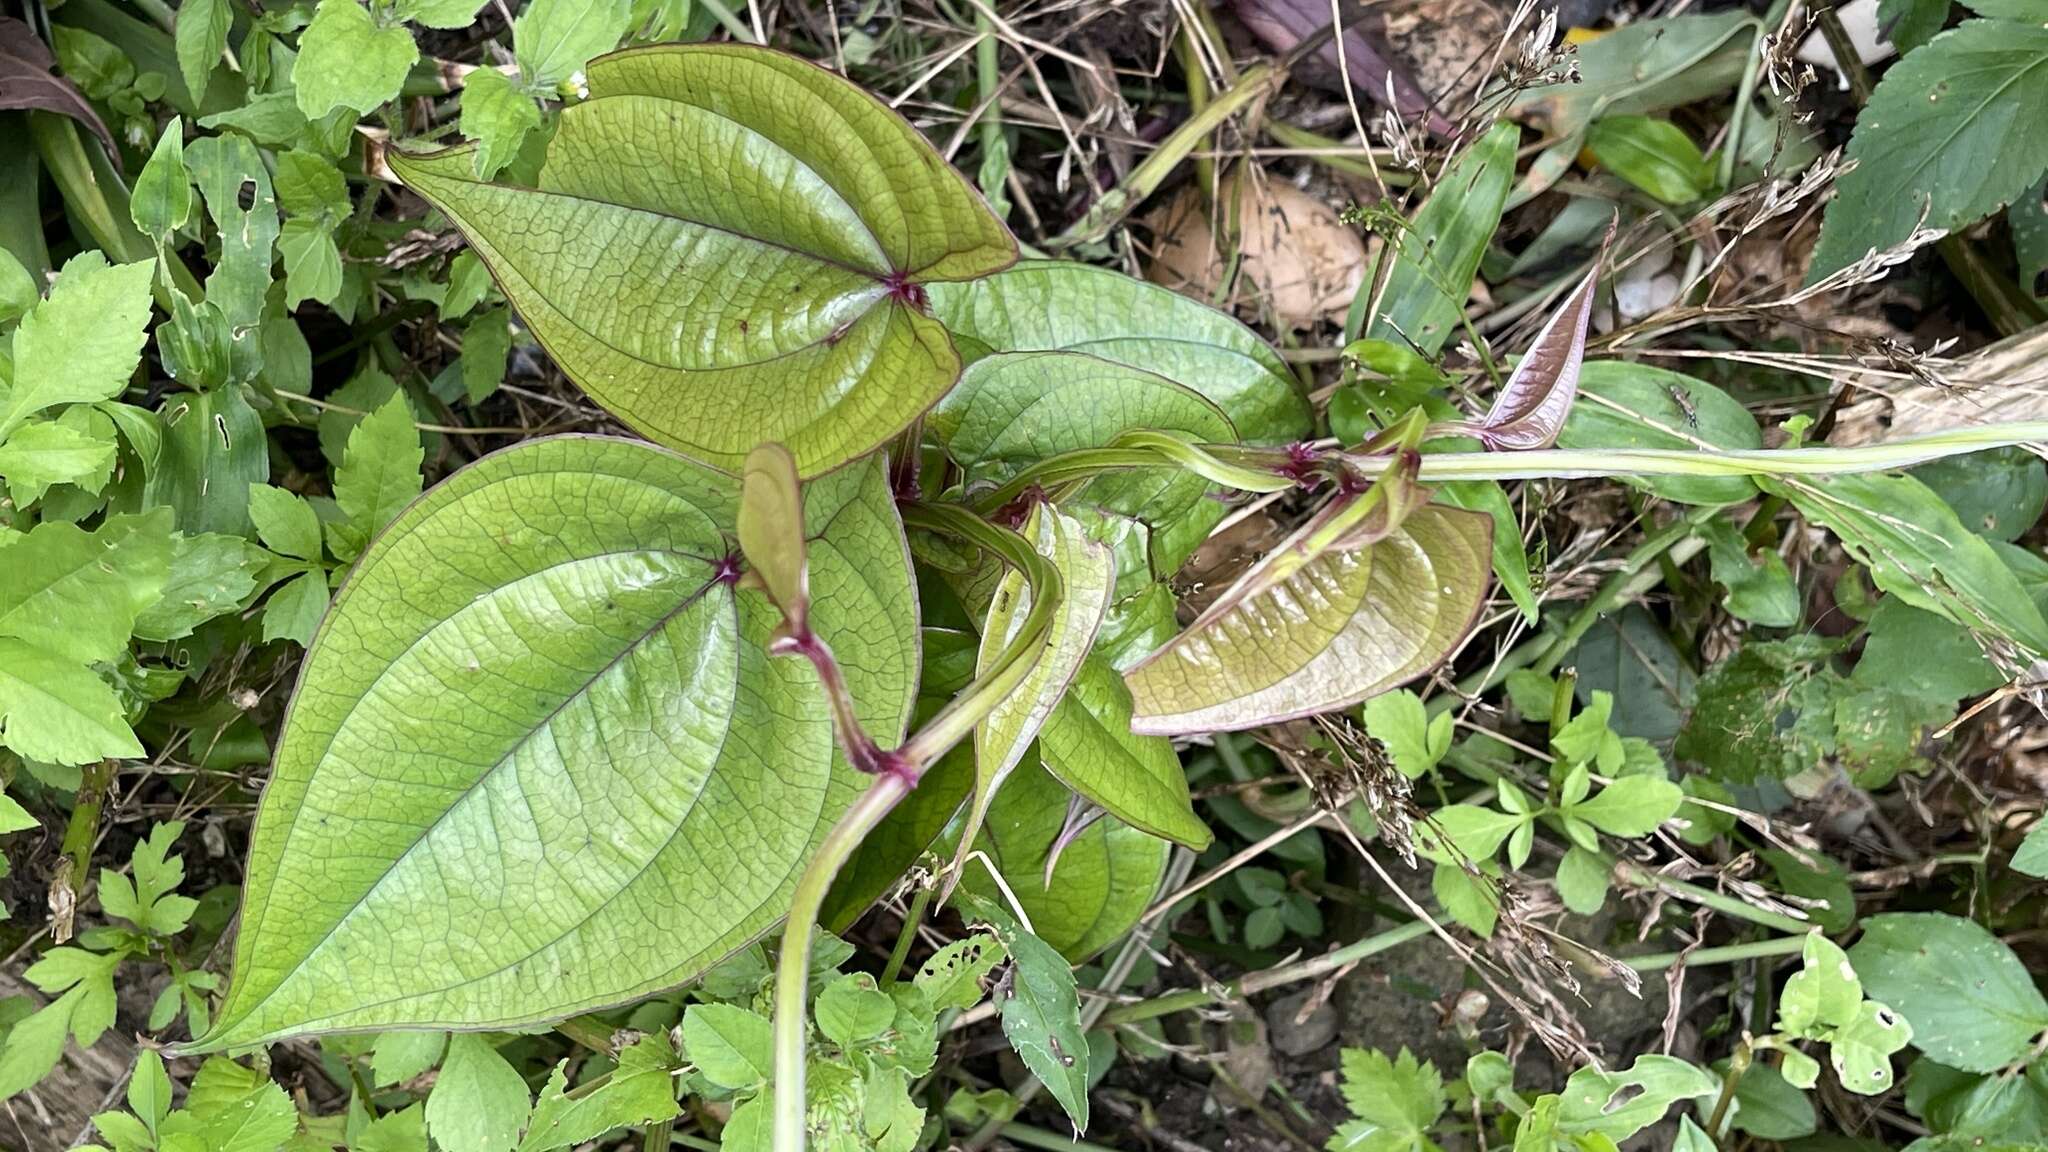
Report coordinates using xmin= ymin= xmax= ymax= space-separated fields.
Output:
xmin=817 ymin=973 xmax=895 ymax=1047
xmin=1849 ymin=912 xmax=2048 ymax=1073
xmin=914 ymin=934 xmax=1001 ymax=1012
xmin=0 ymin=419 xmax=118 ymax=505
xmin=275 ymin=150 xmax=351 ymax=222
xmin=517 ymin=1036 xmax=679 ymax=1152
xmin=462 ymin=308 xmax=513 ymax=404
xmin=1880 ymin=0 xmax=1950 ymax=53
xmin=249 ymin=485 xmax=323 ymax=562
xmin=1569 ymin=775 xmax=1683 ymax=837
xmin=426 ymin=1034 xmax=531 ymax=1152
xmin=396 ymin=0 xmax=489 ymax=29
xmin=195 ymin=441 xmax=916 ymax=1048
xmin=514 ymin=0 xmax=634 ymax=88
xmin=391 ymin=44 xmax=1014 ymax=476
xmin=1337 ymin=1047 xmax=1445 ymax=1147
xmin=1415 ymin=805 xmax=1529 ymax=866
xmin=959 ymin=893 xmax=1090 ymax=1131
xmin=1362 ymin=689 xmax=1451 ymax=779
xmin=1810 ymin=21 xmax=2048 ymax=279
xmin=683 ymin=1002 xmax=773 ymax=1090
xmin=461 ymin=67 xmax=542 ymax=182
xmin=1125 ymin=502 xmax=1490 ymax=734
xmin=329 ymin=392 xmax=425 ymax=561
xmin=0 ymin=253 xmax=156 ymax=441
xmin=1701 ymin=519 xmax=1802 ymax=627
xmin=1554 ymin=845 xmax=1610 ymax=915
xmin=279 ymin=218 xmax=343 ymax=309
xmin=0 ymin=640 xmax=143 ymax=764
xmin=1677 ymin=637 xmax=1845 ymax=783
xmin=0 ymin=794 xmax=35 ymax=835
xmin=295 ymin=0 xmax=418 ymax=119
xmin=0 ymin=511 xmax=174 ymax=665
xmin=174 ymin=0 xmax=231 ymax=107
xmin=261 ymin=569 xmax=329 ymax=648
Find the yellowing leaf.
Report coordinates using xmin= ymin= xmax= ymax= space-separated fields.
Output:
xmin=391 ymin=44 xmax=1014 ymax=476
xmin=1125 ymin=502 xmax=1491 ymax=734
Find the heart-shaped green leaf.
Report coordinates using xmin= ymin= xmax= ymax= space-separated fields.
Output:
xmin=1037 ymin=654 xmax=1209 ymax=849
xmin=953 ymin=505 xmax=1110 ymax=874
xmin=959 ymin=762 xmax=1166 ymax=963
xmin=391 ymin=44 xmax=1015 ymax=477
xmin=195 ymin=438 xmax=917 ymax=1049
xmin=928 ymin=261 xmax=1310 ymax=443
xmin=1125 ymin=502 xmax=1492 ymax=734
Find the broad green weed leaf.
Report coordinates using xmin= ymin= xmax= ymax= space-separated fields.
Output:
xmin=959 ymin=892 xmax=1090 ymax=1131
xmin=817 ymin=973 xmax=895 ymax=1047
xmin=1766 ymin=471 xmax=2048 ymax=660
xmin=329 ymin=392 xmax=425 ymax=562
xmin=372 ymin=1031 xmax=448 ymax=1087
xmin=1510 ymin=12 xmax=1754 ymax=139
xmin=1779 ymin=933 xmax=1862 ymax=1035
xmin=1415 ymin=804 xmax=1530 ymax=865
xmin=261 ymin=570 xmax=328 ymax=646
xmin=514 ymin=0 xmax=635 ymax=88
xmin=146 ymin=387 xmax=270 ymax=537
xmin=1037 ymin=654 xmax=1209 ymax=849
xmin=463 ymin=308 xmax=514 ymax=404
xmin=915 ymin=935 xmax=1002 ymax=1012
xmin=426 ymin=1034 xmax=531 ymax=1152
xmin=926 ymin=261 xmax=1310 ymax=442
xmin=0 ymin=511 xmax=173 ymax=665
xmin=459 ymin=68 xmax=540 ymax=181
xmin=518 ymin=1036 xmax=680 ymax=1152
xmin=0 ymin=639 xmax=142 ymax=763
xmin=1677 ymin=637 xmax=1844 ymax=783
xmin=2015 ymin=821 xmax=2048 ymax=877
xmin=185 ymin=133 xmax=279 ymax=343
xmin=0 ymin=248 xmax=34 ymax=325
xmin=0 ymin=253 xmax=156 ymax=440
xmin=1829 ymin=1000 xmax=1912 ymax=1093
xmin=1556 ymin=363 xmax=1762 ymax=505
xmin=0 ymin=795 xmax=35 ymax=834
xmin=1362 ymin=688 xmax=1453 ymax=779
xmin=1849 ymin=912 xmax=2048 ymax=1072
xmin=1881 ymin=0 xmax=1951 ymax=52
xmin=1586 ymin=116 xmax=1713 ymax=204
xmin=397 ymin=0 xmax=490 ymax=28
xmin=174 ymin=0 xmax=230 ymax=107
xmin=1568 ymin=775 xmax=1683 ymax=837
xmin=1554 ymin=845 xmax=1610 ymax=915
xmin=1349 ymin=121 xmax=1516 ymax=351
xmin=1556 ymin=1054 xmax=1718 ymax=1142
xmin=1728 ymin=1060 xmax=1817 ymax=1138
xmin=955 ymin=505 xmax=1110 ymax=868
xmin=294 ymin=0 xmax=418 ymax=119
xmin=195 ymin=440 xmax=916 ymax=1047
xmin=1810 ymin=21 xmax=2048 ymax=279
xmin=1701 ymin=520 xmax=1801 ymax=627
xmin=131 ymin=118 xmax=193 ymax=246
xmin=249 ymin=485 xmax=323 ymax=562
xmin=1125 ymin=502 xmax=1490 ymax=734
xmin=683 ymin=1002 xmax=774 ymax=1090
xmin=278 ymin=219 xmax=343 ymax=309
xmin=163 ymin=1057 xmax=297 ymax=1152
xmin=392 ymin=44 xmax=1015 ymax=476
xmin=0 ymin=420 xmax=118 ymax=505
xmin=959 ymin=760 xmax=1167 ymax=962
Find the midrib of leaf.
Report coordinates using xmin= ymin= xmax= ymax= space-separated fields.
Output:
xmin=221 ymin=553 xmax=728 ymax=1040
xmin=1883 ymin=51 xmax=2048 ymax=196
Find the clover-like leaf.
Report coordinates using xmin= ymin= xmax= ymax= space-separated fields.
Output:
xmin=392 ymin=44 xmax=1015 ymax=477
xmin=193 ymin=438 xmax=917 ymax=1048
xmin=1124 ymin=501 xmax=1491 ymax=734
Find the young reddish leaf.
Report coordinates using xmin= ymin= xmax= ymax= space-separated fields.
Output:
xmin=1229 ymin=0 xmax=1451 ymax=135
xmin=1442 ymin=222 xmax=1612 ymax=451
xmin=0 ymin=17 xmax=118 ymax=161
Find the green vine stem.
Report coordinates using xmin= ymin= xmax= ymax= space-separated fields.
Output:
xmin=766 ymin=501 xmax=1066 ymax=1152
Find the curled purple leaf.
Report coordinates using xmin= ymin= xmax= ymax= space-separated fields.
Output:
xmin=1231 ymin=0 xmax=1453 ymax=136
xmin=1445 ymin=219 xmax=1613 ymax=451
xmin=0 ymin=17 xmax=119 ymax=163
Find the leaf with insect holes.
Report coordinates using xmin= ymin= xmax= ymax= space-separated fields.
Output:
xmin=0 ymin=253 xmax=158 ymax=441
xmin=190 ymin=440 xmax=916 ymax=1049
xmin=1124 ymin=498 xmax=1491 ymax=735
xmin=1441 ymin=222 xmax=1608 ymax=451
xmin=518 ymin=1034 xmax=681 ymax=1152
xmin=915 ymin=935 xmax=1003 ymax=1013
xmin=1556 ymin=1055 xmax=1718 ymax=1143
xmin=391 ymin=44 xmax=1014 ymax=476
xmin=958 ymin=892 xmax=1090 ymax=1132
xmin=1849 ymin=912 xmax=2048 ymax=1073
xmin=952 ymin=505 xmax=1110 ymax=875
